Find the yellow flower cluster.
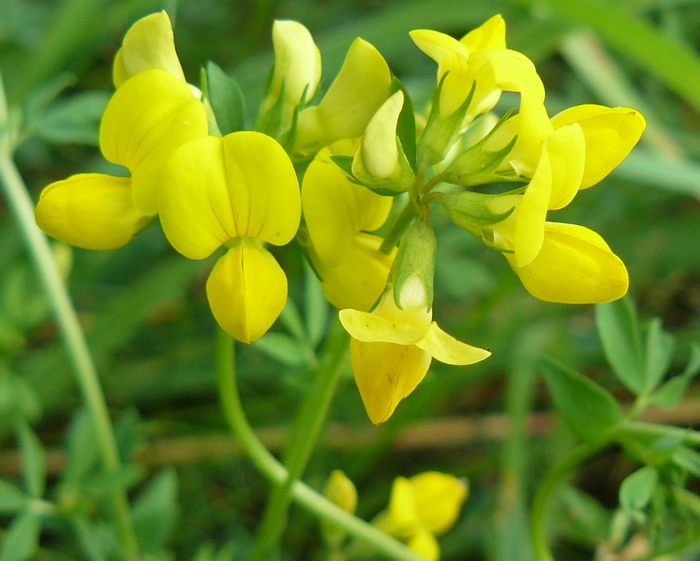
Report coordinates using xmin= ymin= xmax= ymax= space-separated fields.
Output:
xmin=35 ymin=12 xmax=644 ymax=426
xmin=324 ymin=469 xmax=468 ymax=560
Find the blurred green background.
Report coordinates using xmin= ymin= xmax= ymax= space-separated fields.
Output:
xmin=1 ymin=0 xmax=699 ymax=559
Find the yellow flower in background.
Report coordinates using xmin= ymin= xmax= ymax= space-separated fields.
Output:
xmin=339 ymin=277 xmax=490 ymax=424
xmin=302 ymin=140 xmax=395 ymax=311
xmin=261 ymin=19 xmax=322 ymax=122
xmin=112 ymin=11 xmax=186 ymax=87
xmin=294 ymin=37 xmax=393 ymax=155
xmin=36 ymin=69 xmax=208 ymax=249
xmin=159 ymin=131 xmax=300 ymax=343
xmin=375 ymin=471 xmax=468 ymax=560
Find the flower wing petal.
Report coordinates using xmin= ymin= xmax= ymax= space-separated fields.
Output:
xmin=35 ymin=173 xmax=149 ymax=250
xmin=416 ymin=323 xmax=491 ymax=365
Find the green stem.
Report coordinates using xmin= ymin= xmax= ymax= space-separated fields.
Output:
xmin=379 ymin=201 xmax=418 ymax=254
xmin=0 ymin=152 xmax=138 ymax=561
xmin=248 ymin=320 xmax=349 ymax=561
xmin=616 ymin=421 xmax=700 ymax=447
xmin=215 ymin=329 xmax=425 ymax=561
xmin=530 ymin=439 xmax=611 ymax=561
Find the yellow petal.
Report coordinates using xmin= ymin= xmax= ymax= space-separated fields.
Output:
xmin=339 ymin=308 xmax=427 ymax=346
xmin=387 ymin=477 xmax=421 ymax=536
xmin=112 ymin=11 xmax=186 ymax=87
xmin=316 ymin=233 xmax=394 ymax=311
xmin=302 ymin=141 xmax=392 ymax=267
xmin=545 ymin=123 xmax=586 ymax=210
xmin=514 ymin=149 xmax=552 ymax=267
xmin=550 ymin=104 xmax=646 ymax=189
xmin=349 ymin=339 xmax=432 ymax=424
xmin=459 ymin=14 xmax=506 ymax=51
xmin=407 ymin=529 xmax=440 ymax=561
xmin=206 ymin=240 xmax=288 ymax=343
xmin=409 ymin=472 xmax=468 ymax=535
xmin=99 ymin=69 xmax=208 ymax=214
xmin=262 ymin=20 xmax=322 ymax=118
xmin=354 ymin=90 xmax=404 ymax=180
xmin=409 ymin=29 xmax=472 ymax=118
xmin=294 ymin=38 xmax=392 ymax=153
xmin=35 ymin=173 xmax=150 ymax=250
xmin=160 ymin=131 xmax=300 ymax=259
xmin=416 ymin=323 xmax=491 ymax=366
xmin=324 ymin=470 xmax=357 ymax=514
xmin=507 ymin=222 xmax=629 ymax=304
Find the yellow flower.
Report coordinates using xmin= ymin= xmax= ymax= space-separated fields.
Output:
xmin=159 ymin=131 xmax=300 ymax=343
xmin=261 ymin=20 xmax=322 ymax=122
xmin=294 ymin=38 xmax=393 ymax=155
xmin=302 ymin=140 xmax=395 ymax=311
xmin=375 ymin=471 xmax=468 ymax=560
xmin=410 ymin=15 xmax=544 ymax=123
xmin=339 ymin=278 xmax=490 ymax=424
xmin=35 ymin=69 xmax=208 ymax=249
xmin=112 ymin=11 xmax=186 ymax=87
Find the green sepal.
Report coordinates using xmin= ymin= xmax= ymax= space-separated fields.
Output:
xmin=391 ymin=219 xmax=436 ymax=311
xmin=416 ymin=75 xmax=475 ymax=169
xmin=256 ymin=76 xmax=287 ymax=139
xmin=331 ymin=150 xmax=413 ymax=197
xmin=442 ymin=119 xmax=519 ymax=187
xmin=435 ymin=190 xmax=516 ymax=240
xmin=391 ymin=76 xmax=416 ymax=171
xmin=204 ymin=61 xmax=247 ymax=135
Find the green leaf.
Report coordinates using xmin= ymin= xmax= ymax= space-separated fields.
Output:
xmin=0 ymin=480 xmax=28 ymax=514
xmin=253 ymin=333 xmax=307 ymax=366
xmin=63 ymin=410 xmax=99 ymax=484
xmin=16 ymin=421 xmax=45 ymax=498
xmin=540 ymin=355 xmax=623 ymax=442
xmin=644 ymin=318 xmax=674 ymax=391
xmin=595 ymin=298 xmax=645 ymax=394
xmin=559 ymin=486 xmax=611 ymax=545
xmin=132 ymin=469 xmax=179 ymax=553
xmin=619 ymin=466 xmax=658 ymax=514
xmin=0 ymin=512 xmax=41 ymax=561
xmin=279 ymin=297 xmax=305 ymax=343
xmin=304 ymin=263 xmax=328 ymax=347
xmin=673 ymin=447 xmax=700 ymax=478
xmin=205 ymin=61 xmax=246 ymax=135
xmin=650 ymin=343 xmax=700 ymax=407
xmin=34 ymin=91 xmax=108 ymax=146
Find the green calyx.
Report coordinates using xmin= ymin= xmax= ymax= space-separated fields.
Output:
xmin=391 ymin=218 xmax=436 ymax=312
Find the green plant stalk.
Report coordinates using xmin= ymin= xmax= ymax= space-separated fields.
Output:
xmin=0 ymin=152 xmax=139 ymax=561
xmin=248 ymin=321 xmax=349 ymax=561
xmin=380 ymin=200 xmax=418 ymax=254
xmin=616 ymin=421 xmax=700 ymax=447
xmin=215 ymin=329 xmax=425 ymax=561
xmin=530 ymin=439 xmax=611 ymax=561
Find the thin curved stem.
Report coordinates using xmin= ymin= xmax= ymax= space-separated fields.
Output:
xmin=215 ymin=328 xmax=425 ymax=561
xmin=530 ymin=439 xmax=611 ymax=561
xmin=248 ymin=320 xmax=348 ymax=561
xmin=0 ymin=152 xmax=138 ymax=560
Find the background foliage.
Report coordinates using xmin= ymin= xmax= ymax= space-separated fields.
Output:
xmin=1 ymin=0 xmax=699 ymax=559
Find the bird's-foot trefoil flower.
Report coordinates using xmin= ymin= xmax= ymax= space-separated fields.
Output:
xmin=339 ymin=221 xmax=490 ymax=424
xmin=259 ymin=20 xmax=322 ymax=135
xmin=374 ymin=471 xmax=468 ymax=560
xmin=158 ymin=131 xmax=301 ymax=343
xmin=293 ymin=37 xmax=393 ymax=156
xmin=302 ymin=139 xmax=395 ymax=311
xmin=36 ymin=69 xmax=208 ymax=248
